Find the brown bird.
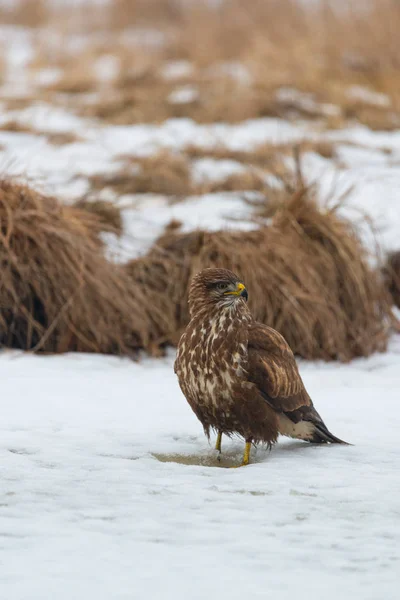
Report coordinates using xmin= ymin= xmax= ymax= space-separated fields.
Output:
xmin=174 ymin=267 xmax=348 ymax=467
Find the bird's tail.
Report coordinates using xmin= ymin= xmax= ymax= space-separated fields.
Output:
xmin=311 ymin=422 xmax=351 ymax=445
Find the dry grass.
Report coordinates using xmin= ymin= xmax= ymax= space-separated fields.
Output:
xmin=45 ymin=131 xmax=82 ymax=146
xmin=82 ymin=139 xmax=347 ymax=203
xmin=74 ymin=198 xmax=123 ymax=237
xmin=51 ymin=2 xmax=400 ymax=125
xmin=0 ymin=121 xmax=82 ymax=146
xmin=0 ymin=121 xmax=37 ymax=134
xmin=0 ymin=177 xmax=393 ymax=361
xmin=203 ymin=171 xmax=268 ymax=195
xmin=126 ymin=228 xmax=205 ymax=347
xmin=0 ymin=0 xmax=49 ymax=27
xmin=86 ymin=144 xmax=293 ymax=198
xmin=0 ymin=179 xmax=150 ymax=355
xmin=383 ymin=251 xmax=400 ymax=309
xmin=185 ymin=142 xmax=293 ymax=168
xmin=3 ymin=0 xmax=400 ymax=129
xmin=0 ymin=1 xmax=397 ymax=362
xmin=85 ymin=142 xmax=341 ymax=200
xmin=89 ymin=151 xmax=192 ymax=197
xmin=126 ymin=188 xmax=393 ymax=362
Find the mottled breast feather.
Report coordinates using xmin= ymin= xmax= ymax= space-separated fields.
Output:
xmin=174 ymin=295 xmax=282 ymax=443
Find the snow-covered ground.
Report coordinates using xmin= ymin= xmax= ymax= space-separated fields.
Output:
xmin=1 ymin=343 xmax=400 ymax=600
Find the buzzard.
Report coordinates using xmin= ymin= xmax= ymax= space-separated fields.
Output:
xmin=174 ymin=267 xmax=348 ymax=467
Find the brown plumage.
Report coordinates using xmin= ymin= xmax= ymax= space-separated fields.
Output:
xmin=174 ymin=267 xmax=348 ymax=466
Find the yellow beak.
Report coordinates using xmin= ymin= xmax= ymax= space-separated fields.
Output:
xmin=224 ymin=282 xmax=246 ymax=296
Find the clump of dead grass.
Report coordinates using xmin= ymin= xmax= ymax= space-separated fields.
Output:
xmin=126 ymin=228 xmax=204 ymax=347
xmin=0 ymin=0 xmax=49 ymax=27
xmin=383 ymin=251 xmax=400 ymax=309
xmin=74 ymin=198 xmax=123 ymax=237
xmin=186 ymin=140 xmax=338 ymax=165
xmin=89 ymin=151 xmax=192 ymax=197
xmin=0 ymin=177 xmax=392 ymax=362
xmin=84 ymin=141 xmax=342 ymax=201
xmin=0 ymin=121 xmax=82 ymax=145
xmin=0 ymin=121 xmax=37 ymax=134
xmin=45 ymin=131 xmax=82 ymax=146
xmin=86 ymin=143 xmax=294 ymax=199
xmin=202 ymin=171 xmax=268 ymax=194
xmin=0 ymin=179 xmax=150 ymax=355
xmin=126 ymin=187 xmax=392 ymax=361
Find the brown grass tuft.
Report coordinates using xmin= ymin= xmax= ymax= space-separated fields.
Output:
xmin=0 ymin=179 xmax=150 ymax=355
xmin=186 ymin=140 xmax=338 ymax=165
xmin=0 ymin=122 xmax=82 ymax=145
xmin=0 ymin=178 xmax=392 ymax=361
xmin=0 ymin=0 xmax=49 ymax=27
xmin=89 ymin=151 xmax=192 ymax=197
xmin=74 ymin=198 xmax=123 ymax=237
xmin=203 ymin=171 xmax=268 ymax=194
xmin=0 ymin=121 xmax=36 ymax=134
xmin=383 ymin=251 xmax=400 ymax=309
xmin=87 ymin=144 xmax=293 ymax=198
xmin=126 ymin=188 xmax=392 ymax=361
xmin=126 ymin=229 xmax=205 ymax=347
xmin=45 ymin=131 xmax=82 ymax=146
xmin=83 ymin=141 xmax=347 ymax=207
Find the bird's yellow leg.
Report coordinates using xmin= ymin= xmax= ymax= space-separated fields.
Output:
xmin=215 ymin=431 xmax=222 ymax=458
xmin=229 ymin=440 xmax=252 ymax=468
xmin=242 ymin=441 xmax=251 ymax=466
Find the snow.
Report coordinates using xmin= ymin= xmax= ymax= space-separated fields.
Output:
xmin=347 ymin=85 xmax=391 ymax=107
xmin=206 ymin=61 xmax=253 ymax=85
xmin=34 ymin=67 xmax=63 ymax=87
xmin=1 ymin=341 xmax=400 ymax=600
xmin=109 ymin=192 xmax=258 ymax=262
xmin=93 ymin=54 xmax=120 ymax=83
xmin=167 ymin=86 xmax=199 ymax=105
xmin=276 ymin=86 xmax=341 ymax=117
xmin=192 ymin=157 xmax=247 ymax=184
xmin=0 ymin=103 xmax=90 ymax=133
xmin=297 ymin=149 xmax=400 ymax=253
xmin=160 ymin=60 xmax=195 ymax=81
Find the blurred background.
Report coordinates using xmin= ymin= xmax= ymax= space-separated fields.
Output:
xmin=1 ymin=0 xmax=400 ymax=129
xmin=0 ymin=0 xmax=399 ymax=359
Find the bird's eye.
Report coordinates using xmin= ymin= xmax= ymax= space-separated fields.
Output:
xmin=216 ymin=282 xmax=228 ymax=291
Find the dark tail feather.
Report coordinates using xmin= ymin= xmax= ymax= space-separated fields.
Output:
xmin=312 ymin=422 xmax=352 ymax=445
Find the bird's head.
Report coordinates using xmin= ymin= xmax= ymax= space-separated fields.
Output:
xmin=188 ymin=267 xmax=248 ymax=317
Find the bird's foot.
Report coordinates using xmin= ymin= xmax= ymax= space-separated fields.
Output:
xmin=227 ymin=441 xmax=251 ymax=468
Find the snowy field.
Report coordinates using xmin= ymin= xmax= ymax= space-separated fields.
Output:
xmin=1 ymin=12 xmax=400 ymax=600
xmin=1 ymin=344 xmax=400 ymax=600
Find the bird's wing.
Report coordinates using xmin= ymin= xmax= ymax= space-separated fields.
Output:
xmin=247 ymin=321 xmax=312 ymax=414
xmin=246 ymin=322 xmax=349 ymax=444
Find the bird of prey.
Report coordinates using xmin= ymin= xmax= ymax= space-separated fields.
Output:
xmin=174 ymin=267 xmax=348 ymax=467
